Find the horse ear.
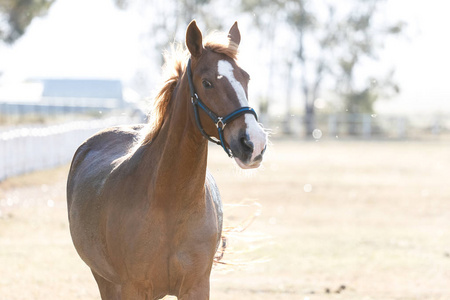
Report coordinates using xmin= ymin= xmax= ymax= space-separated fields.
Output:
xmin=186 ymin=20 xmax=203 ymax=57
xmin=228 ymin=21 xmax=241 ymax=46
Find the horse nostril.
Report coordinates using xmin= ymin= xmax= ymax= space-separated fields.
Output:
xmin=261 ymin=145 xmax=267 ymax=155
xmin=240 ymin=136 xmax=254 ymax=153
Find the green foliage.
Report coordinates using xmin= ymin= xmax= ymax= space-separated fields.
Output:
xmin=285 ymin=1 xmax=316 ymax=31
xmin=113 ymin=0 xmax=128 ymax=9
xmin=344 ymin=86 xmax=378 ymax=114
xmin=241 ymin=0 xmax=405 ymax=136
xmin=344 ymin=72 xmax=400 ymax=114
xmin=0 ymin=0 xmax=56 ymax=44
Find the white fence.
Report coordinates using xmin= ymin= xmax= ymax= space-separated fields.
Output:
xmin=0 ymin=117 xmax=137 ymax=181
xmin=1 ymin=112 xmax=447 ymax=181
xmin=274 ymin=113 xmax=449 ymax=139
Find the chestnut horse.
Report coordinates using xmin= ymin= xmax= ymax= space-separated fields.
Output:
xmin=67 ymin=20 xmax=267 ymax=300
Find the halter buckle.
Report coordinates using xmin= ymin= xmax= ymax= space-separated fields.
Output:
xmin=216 ymin=117 xmax=226 ymax=129
xmin=191 ymin=93 xmax=198 ymax=104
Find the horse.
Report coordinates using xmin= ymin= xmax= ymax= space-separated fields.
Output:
xmin=66 ymin=20 xmax=268 ymax=300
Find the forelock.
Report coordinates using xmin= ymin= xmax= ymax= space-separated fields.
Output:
xmin=204 ymin=32 xmax=239 ymax=60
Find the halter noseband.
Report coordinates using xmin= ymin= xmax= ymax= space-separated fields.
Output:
xmin=187 ymin=58 xmax=258 ymax=157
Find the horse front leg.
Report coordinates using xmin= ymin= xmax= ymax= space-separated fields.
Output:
xmin=91 ymin=270 xmax=121 ymax=300
xmin=120 ymin=282 xmax=150 ymax=300
xmin=178 ymin=279 xmax=210 ymax=300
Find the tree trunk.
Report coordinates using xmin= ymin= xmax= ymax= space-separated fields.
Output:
xmin=304 ymin=104 xmax=315 ymax=138
xmin=347 ymin=103 xmax=358 ymax=136
xmin=283 ymin=60 xmax=293 ymax=134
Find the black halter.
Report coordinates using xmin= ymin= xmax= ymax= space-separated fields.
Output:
xmin=187 ymin=58 xmax=258 ymax=157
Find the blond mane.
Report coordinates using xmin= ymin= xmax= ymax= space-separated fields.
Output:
xmin=204 ymin=32 xmax=239 ymax=60
xmin=141 ymin=32 xmax=239 ymax=145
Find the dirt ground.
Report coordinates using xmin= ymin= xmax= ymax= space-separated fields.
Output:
xmin=1 ymin=139 xmax=449 ymax=300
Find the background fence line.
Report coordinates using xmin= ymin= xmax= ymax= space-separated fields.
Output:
xmin=0 ymin=116 xmax=138 ymax=181
xmin=0 ymin=108 xmax=448 ymax=181
xmin=276 ymin=113 xmax=448 ymax=140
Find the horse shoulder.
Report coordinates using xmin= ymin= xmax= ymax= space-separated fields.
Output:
xmin=67 ymin=124 xmax=145 ymax=198
xmin=205 ymin=170 xmax=223 ymax=251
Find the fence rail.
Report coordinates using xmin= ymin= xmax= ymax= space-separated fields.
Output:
xmin=274 ymin=113 xmax=449 ymax=140
xmin=1 ymin=108 xmax=448 ymax=181
xmin=0 ymin=116 xmax=138 ymax=181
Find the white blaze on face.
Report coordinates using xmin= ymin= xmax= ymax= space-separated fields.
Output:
xmin=217 ymin=60 xmax=267 ymax=163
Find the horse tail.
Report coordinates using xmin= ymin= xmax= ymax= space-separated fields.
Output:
xmin=214 ymin=235 xmax=228 ymax=264
xmin=213 ymin=200 xmax=264 ymax=267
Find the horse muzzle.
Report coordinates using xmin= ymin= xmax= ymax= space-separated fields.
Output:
xmin=229 ymin=117 xmax=268 ymax=169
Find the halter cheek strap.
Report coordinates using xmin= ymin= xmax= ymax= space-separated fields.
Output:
xmin=187 ymin=58 xmax=258 ymax=157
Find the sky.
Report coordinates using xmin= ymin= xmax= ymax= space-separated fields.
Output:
xmin=376 ymin=1 xmax=450 ymax=114
xmin=0 ymin=0 xmax=144 ymax=81
xmin=0 ymin=0 xmax=449 ymax=115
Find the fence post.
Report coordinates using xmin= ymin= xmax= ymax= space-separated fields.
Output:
xmin=363 ymin=114 xmax=372 ymax=139
xmin=396 ymin=117 xmax=407 ymax=139
xmin=0 ymin=137 xmax=5 ymax=181
xmin=432 ymin=116 xmax=441 ymax=135
xmin=328 ymin=114 xmax=337 ymax=137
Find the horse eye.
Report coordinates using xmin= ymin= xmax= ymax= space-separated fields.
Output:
xmin=202 ymin=80 xmax=213 ymax=89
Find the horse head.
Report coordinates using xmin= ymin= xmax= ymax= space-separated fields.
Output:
xmin=186 ymin=20 xmax=268 ymax=169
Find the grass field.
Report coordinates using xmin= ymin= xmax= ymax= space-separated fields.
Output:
xmin=1 ymin=139 xmax=449 ymax=299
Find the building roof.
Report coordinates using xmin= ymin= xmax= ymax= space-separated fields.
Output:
xmin=41 ymin=79 xmax=123 ymax=100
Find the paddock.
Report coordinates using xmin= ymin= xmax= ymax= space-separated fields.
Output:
xmin=0 ymin=139 xmax=449 ymax=299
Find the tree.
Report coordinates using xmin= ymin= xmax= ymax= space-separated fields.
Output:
xmin=241 ymin=0 xmax=404 ymax=137
xmin=113 ymin=0 xmax=227 ymax=95
xmin=0 ymin=0 xmax=56 ymax=44
xmin=330 ymin=0 xmax=403 ymax=134
xmin=332 ymin=1 xmax=403 ymax=114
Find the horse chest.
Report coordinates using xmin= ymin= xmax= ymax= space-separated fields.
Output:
xmin=111 ymin=199 xmax=219 ymax=285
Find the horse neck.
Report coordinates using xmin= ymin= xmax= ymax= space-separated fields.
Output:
xmin=143 ymin=74 xmax=208 ymax=205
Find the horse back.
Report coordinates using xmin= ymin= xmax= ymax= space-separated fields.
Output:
xmin=67 ymin=124 xmax=144 ymax=207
